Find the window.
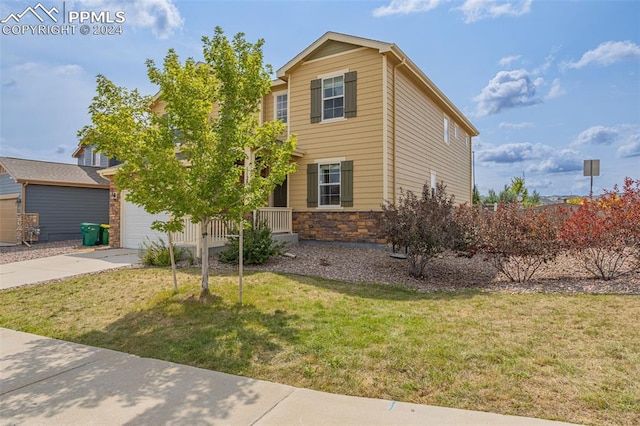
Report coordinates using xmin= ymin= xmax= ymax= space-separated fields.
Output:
xmin=443 ymin=117 xmax=450 ymax=144
xmin=307 ymin=160 xmax=353 ymax=208
xmin=453 ymin=123 xmax=458 ymax=139
xmin=319 ymin=163 xmax=341 ymax=206
xmin=465 ymin=135 xmax=470 ymax=148
xmin=275 ymin=93 xmax=287 ymax=123
xmin=322 ymin=76 xmax=344 ymax=120
xmin=92 ymin=150 xmax=101 ymax=166
xmin=310 ymin=71 xmax=356 ymax=123
xmin=430 ymin=171 xmax=437 ymax=197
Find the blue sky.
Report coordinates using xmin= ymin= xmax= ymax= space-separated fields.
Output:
xmin=1 ymin=0 xmax=638 ymax=196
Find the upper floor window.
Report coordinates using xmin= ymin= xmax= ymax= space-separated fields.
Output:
xmin=92 ymin=150 xmax=101 ymax=166
xmin=443 ymin=116 xmax=450 ymax=144
xmin=310 ymin=71 xmax=356 ymax=123
xmin=275 ymin=93 xmax=287 ymax=123
xmin=322 ymin=76 xmax=344 ymax=120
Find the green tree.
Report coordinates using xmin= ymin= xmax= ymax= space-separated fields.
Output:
xmin=472 ymin=184 xmax=481 ymax=205
xmin=79 ymin=27 xmax=296 ymax=298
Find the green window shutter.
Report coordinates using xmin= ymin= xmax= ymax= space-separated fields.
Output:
xmin=341 ymin=160 xmax=353 ymax=207
xmin=310 ymin=79 xmax=322 ymax=123
xmin=307 ymin=163 xmax=318 ymax=207
xmin=344 ymin=71 xmax=357 ymax=118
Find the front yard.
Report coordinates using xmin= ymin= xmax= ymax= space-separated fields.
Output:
xmin=0 ymin=267 xmax=638 ymax=425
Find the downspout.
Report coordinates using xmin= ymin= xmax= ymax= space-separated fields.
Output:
xmin=391 ymin=58 xmax=406 ymax=203
xmin=21 ymin=182 xmax=27 ymax=244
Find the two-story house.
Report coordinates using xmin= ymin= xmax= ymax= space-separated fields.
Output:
xmin=104 ymin=32 xmax=478 ymax=249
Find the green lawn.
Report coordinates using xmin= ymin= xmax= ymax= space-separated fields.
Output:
xmin=1 ymin=268 xmax=638 ymax=425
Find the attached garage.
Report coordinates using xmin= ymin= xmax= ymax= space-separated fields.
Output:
xmin=121 ymin=192 xmax=169 ymax=249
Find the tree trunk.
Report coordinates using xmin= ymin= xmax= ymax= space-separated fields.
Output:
xmin=167 ymin=232 xmax=178 ymax=293
xmin=200 ymin=217 xmax=211 ymax=298
xmin=238 ymin=221 xmax=243 ymax=305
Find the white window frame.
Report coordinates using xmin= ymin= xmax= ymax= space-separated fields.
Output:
xmin=443 ymin=116 xmax=450 ymax=145
xmin=315 ymin=158 xmax=344 ymax=207
xmin=453 ymin=122 xmax=458 ymax=139
xmin=431 ymin=171 xmax=437 ymax=197
xmin=273 ymin=91 xmax=287 ymax=124
xmin=92 ymin=150 xmax=101 ymax=167
xmin=318 ymin=162 xmax=341 ymax=207
xmin=321 ymin=72 xmax=345 ymax=122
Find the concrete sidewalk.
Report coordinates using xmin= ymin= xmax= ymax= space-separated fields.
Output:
xmin=0 ymin=328 xmax=576 ymax=425
xmin=0 ymin=248 xmax=140 ymax=289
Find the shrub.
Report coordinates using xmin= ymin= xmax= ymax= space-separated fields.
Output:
xmin=380 ymin=182 xmax=459 ymax=277
xmin=218 ymin=220 xmax=284 ymax=265
xmin=560 ymin=177 xmax=640 ymax=280
xmin=139 ymin=237 xmax=184 ymax=267
xmin=474 ymin=203 xmax=563 ymax=283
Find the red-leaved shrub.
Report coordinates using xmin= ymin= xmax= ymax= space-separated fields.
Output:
xmin=560 ymin=177 xmax=640 ymax=280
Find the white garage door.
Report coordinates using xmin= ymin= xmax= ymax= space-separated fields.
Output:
xmin=121 ymin=194 xmax=169 ymax=249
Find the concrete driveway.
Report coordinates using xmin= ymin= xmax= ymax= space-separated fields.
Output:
xmin=0 ymin=248 xmax=139 ymax=289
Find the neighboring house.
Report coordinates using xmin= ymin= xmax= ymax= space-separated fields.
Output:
xmin=72 ymin=143 xmax=121 ymax=168
xmin=0 ymin=157 xmax=109 ymax=244
xmin=103 ymin=32 xmax=479 ymax=249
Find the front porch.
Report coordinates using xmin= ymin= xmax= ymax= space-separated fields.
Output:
xmin=170 ymin=207 xmax=296 ymax=257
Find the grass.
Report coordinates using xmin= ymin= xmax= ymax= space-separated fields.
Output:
xmin=1 ymin=268 xmax=638 ymax=425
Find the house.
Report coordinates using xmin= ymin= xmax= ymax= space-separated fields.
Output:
xmin=0 ymin=157 xmax=109 ymax=244
xmin=103 ymin=32 xmax=478 ymax=249
xmin=72 ymin=143 xmax=121 ymax=168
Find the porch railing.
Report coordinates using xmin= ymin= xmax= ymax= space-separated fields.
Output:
xmin=170 ymin=207 xmax=292 ymax=256
xmin=256 ymin=207 xmax=292 ymax=234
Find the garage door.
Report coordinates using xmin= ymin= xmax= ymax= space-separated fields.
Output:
xmin=0 ymin=195 xmax=18 ymax=244
xmin=121 ymin=194 xmax=169 ymax=249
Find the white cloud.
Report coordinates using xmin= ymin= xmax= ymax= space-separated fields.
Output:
xmin=617 ymin=141 xmax=640 ymax=158
xmin=526 ymin=149 xmax=583 ymax=174
xmin=476 ymin=142 xmax=552 ymax=163
xmin=74 ymin=0 xmax=183 ymax=39
xmin=545 ymin=78 xmax=565 ymax=100
xmin=456 ymin=0 xmax=532 ymax=23
xmin=372 ymin=0 xmax=443 ymax=17
xmin=499 ymin=55 xmax=521 ymax=67
xmin=573 ymin=125 xmax=619 ymax=146
xmin=499 ymin=121 xmax=534 ymax=130
xmin=474 ymin=69 xmax=544 ymax=117
xmin=372 ymin=0 xmax=532 ymax=22
xmin=564 ymin=40 xmax=640 ymax=69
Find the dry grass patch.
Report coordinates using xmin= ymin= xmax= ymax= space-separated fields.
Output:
xmin=0 ymin=268 xmax=638 ymax=425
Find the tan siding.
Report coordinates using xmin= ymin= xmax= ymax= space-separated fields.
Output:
xmin=263 ymin=83 xmax=287 ymax=123
xmin=393 ymin=68 xmax=472 ymax=204
xmin=287 ymin=48 xmax=384 ymax=211
xmin=305 ymin=41 xmax=362 ymax=62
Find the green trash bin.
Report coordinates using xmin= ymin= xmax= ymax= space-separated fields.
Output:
xmin=100 ymin=224 xmax=110 ymax=245
xmin=81 ymin=223 xmax=100 ymax=246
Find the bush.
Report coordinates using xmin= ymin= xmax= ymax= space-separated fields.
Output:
xmin=218 ymin=220 xmax=284 ymax=265
xmin=139 ymin=237 xmax=185 ymax=267
xmin=471 ymin=203 xmax=563 ymax=283
xmin=380 ymin=182 xmax=459 ymax=277
xmin=560 ymin=177 xmax=640 ymax=280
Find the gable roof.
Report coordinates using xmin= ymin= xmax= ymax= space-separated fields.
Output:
xmin=276 ymin=31 xmax=479 ymax=137
xmin=0 ymin=157 xmax=109 ymax=188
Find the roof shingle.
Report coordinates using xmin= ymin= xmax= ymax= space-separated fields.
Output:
xmin=0 ymin=157 xmax=109 ymax=187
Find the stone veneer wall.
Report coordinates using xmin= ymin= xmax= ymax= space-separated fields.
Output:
xmin=292 ymin=211 xmax=385 ymax=244
xmin=108 ymin=178 xmax=121 ymax=248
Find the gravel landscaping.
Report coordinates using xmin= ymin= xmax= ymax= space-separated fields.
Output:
xmin=2 ymin=240 xmax=638 ymax=295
